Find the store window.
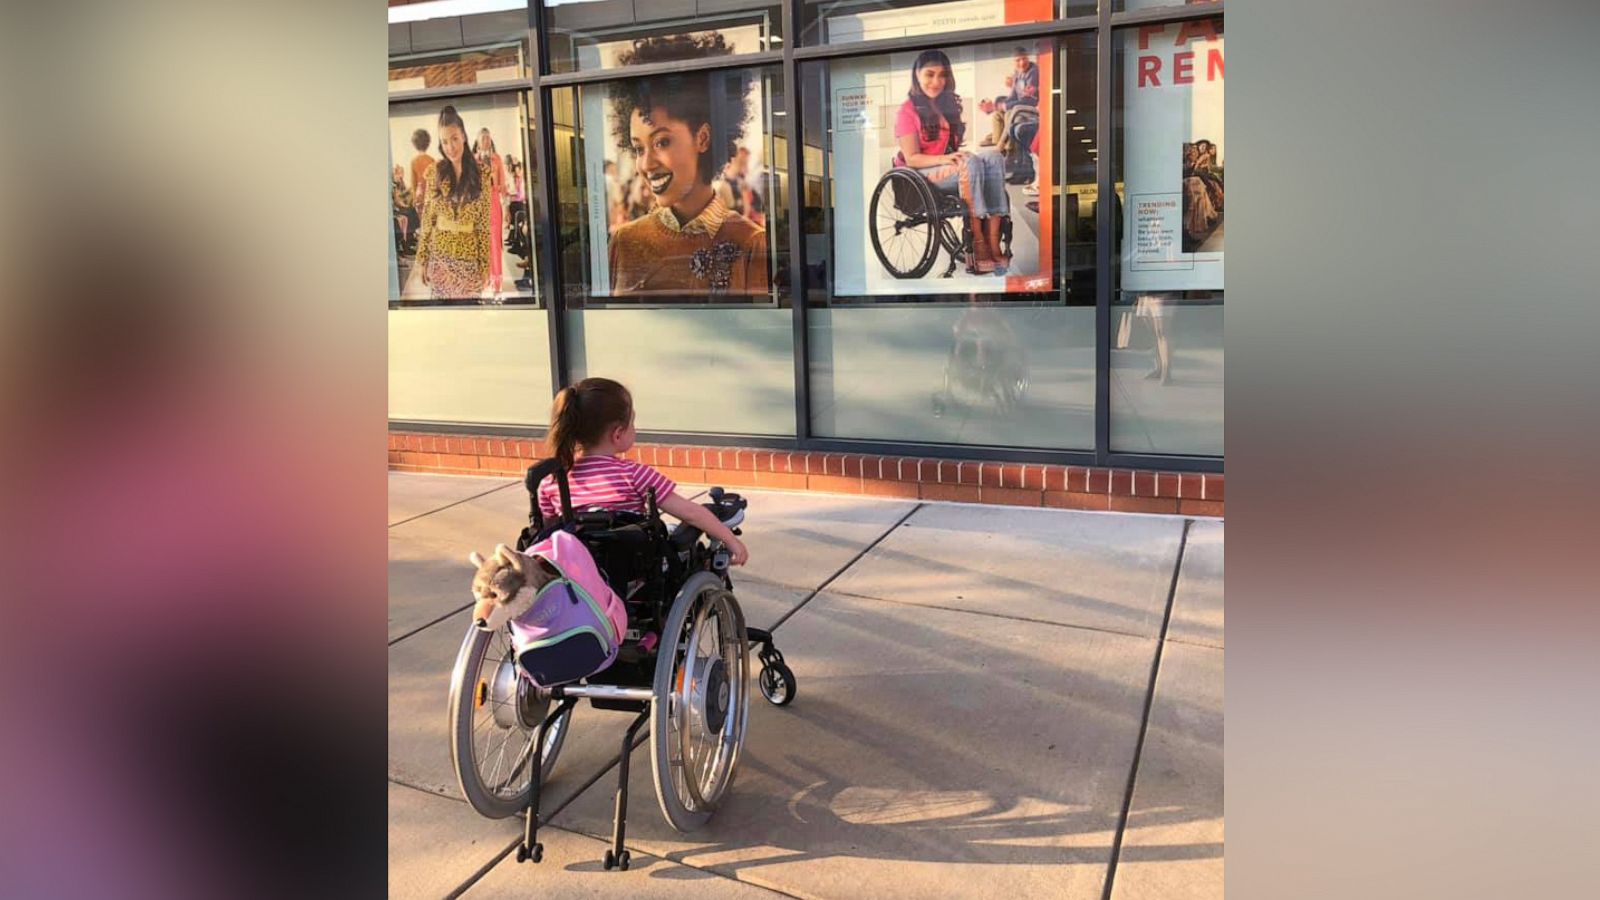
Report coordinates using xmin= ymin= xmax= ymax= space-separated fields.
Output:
xmin=389 ymin=1 xmax=530 ymax=92
xmin=389 ymin=92 xmax=540 ymax=306
xmin=542 ymin=0 xmax=782 ymax=74
xmin=549 ymin=46 xmax=796 ymax=435
xmin=798 ymin=0 xmax=1093 ymax=47
xmin=1110 ymin=16 xmax=1223 ymax=456
xmin=800 ymin=34 xmax=1097 ymax=449
xmin=389 ymin=89 xmax=551 ymax=426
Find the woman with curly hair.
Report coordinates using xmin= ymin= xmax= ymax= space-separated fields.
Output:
xmin=606 ymin=34 xmax=769 ymax=298
xmin=894 ymin=49 xmax=1011 ymax=275
xmin=415 ymin=105 xmax=493 ymax=300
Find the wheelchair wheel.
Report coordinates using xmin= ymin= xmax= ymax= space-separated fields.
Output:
xmin=650 ymin=571 xmax=750 ymax=832
xmin=759 ymin=662 xmax=796 ymax=706
xmin=870 ymin=169 xmax=941 ymax=279
xmin=448 ymin=623 xmax=572 ymax=819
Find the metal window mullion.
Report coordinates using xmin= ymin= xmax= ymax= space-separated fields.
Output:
xmin=791 ymin=14 xmax=1098 ymax=64
xmin=1094 ymin=0 xmax=1113 ymax=466
xmin=530 ymin=0 xmax=568 ymax=395
xmin=783 ymin=0 xmax=811 ymax=442
xmin=385 ymin=80 xmax=524 ymax=106
xmin=1108 ymin=1 xmax=1223 ymax=29
xmin=538 ymin=50 xmax=785 ymax=87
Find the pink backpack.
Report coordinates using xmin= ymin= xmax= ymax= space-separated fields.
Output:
xmin=508 ymin=530 xmax=629 ymax=688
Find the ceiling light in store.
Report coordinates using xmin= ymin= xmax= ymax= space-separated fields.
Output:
xmin=1064 ymin=109 xmax=1077 ymax=114
xmin=1071 ymin=125 xmax=1086 ymax=131
xmin=1080 ymin=138 xmax=1092 ymax=143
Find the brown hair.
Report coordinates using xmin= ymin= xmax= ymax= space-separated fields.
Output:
xmin=546 ymin=377 xmax=633 ymax=468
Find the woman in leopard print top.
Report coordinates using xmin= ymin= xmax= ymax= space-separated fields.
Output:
xmin=415 ymin=105 xmax=492 ymax=301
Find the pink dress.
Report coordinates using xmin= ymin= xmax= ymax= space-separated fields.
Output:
xmin=487 ymin=155 xmax=506 ymax=288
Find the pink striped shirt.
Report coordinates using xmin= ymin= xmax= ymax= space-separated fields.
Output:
xmin=537 ymin=455 xmax=678 ymax=520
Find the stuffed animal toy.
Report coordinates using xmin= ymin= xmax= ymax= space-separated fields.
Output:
xmin=467 ymin=544 xmax=560 ymax=630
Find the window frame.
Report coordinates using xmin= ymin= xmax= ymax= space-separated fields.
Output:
xmin=384 ymin=0 xmax=1225 ymax=471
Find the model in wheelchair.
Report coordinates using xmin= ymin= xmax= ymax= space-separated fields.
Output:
xmin=446 ymin=458 xmax=796 ymax=872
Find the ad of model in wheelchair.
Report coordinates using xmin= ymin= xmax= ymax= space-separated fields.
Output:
xmin=825 ymin=7 xmax=1055 ymax=296
xmin=449 ymin=458 xmax=795 ymax=871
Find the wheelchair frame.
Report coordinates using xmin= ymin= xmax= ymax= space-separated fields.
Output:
xmin=460 ymin=458 xmax=795 ymax=872
xmin=869 ymin=166 xmax=1014 ymax=280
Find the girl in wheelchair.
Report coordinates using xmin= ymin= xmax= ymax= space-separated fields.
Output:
xmin=542 ymin=377 xmax=748 ymax=567
xmin=894 ymin=49 xmax=1012 ymax=275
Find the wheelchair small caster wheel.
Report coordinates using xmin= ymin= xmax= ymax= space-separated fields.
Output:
xmin=605 ymin=848 xmax=629 ymax=870
xmin=517 ymin=842 xmax=542 ymax=864
xmin=759 ymin=663 xmax=796 ymax=706
xmin=619 ymin=850 xmax=632 ymax=870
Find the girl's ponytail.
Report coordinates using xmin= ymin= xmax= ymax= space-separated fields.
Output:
xmin=545 ymin=378 xmax=632 ymax=468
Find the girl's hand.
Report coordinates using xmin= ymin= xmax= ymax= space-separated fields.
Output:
xmin=724 ymin=535 xmax=749 ymax=566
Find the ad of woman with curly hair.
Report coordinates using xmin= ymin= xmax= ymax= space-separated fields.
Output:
xmin=588 ymin=33 xmax=773 ymax=301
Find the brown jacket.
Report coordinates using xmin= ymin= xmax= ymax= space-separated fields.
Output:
xmin=608 ymin=196 xmax=769 ymax=298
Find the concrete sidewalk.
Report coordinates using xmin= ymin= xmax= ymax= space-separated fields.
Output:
xmin=388 ymin=471 xmax=1222 ymax=899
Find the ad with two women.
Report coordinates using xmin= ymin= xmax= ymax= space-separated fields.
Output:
xmin=581 ymin=32 xmax=777 ymax=302
xmin=389 ymin=94 xmax=535 ymax=304
xmin=828 ymin=40 xmax=1055 ymax=297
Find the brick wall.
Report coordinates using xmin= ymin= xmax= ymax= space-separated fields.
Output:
xmin=389 ymin=432 xmax=1223 ymax=517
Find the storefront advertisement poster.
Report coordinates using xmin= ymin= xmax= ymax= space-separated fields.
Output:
xmin=580 ymin=30 xmax=774 ymax=301
xmin=1121 ymin=18 xmax=1224 ymax=292
xmin=827 ymin=27 xmax=1055 ymax=297
xmin=389 ymin=95 xmax=534 ymax=303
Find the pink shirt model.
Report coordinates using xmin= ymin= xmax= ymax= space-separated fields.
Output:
xmin=895 ymin=100 xmax=952 ymax=158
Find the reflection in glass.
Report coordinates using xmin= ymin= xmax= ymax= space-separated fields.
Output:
xmin=799 ymin=33 xmax=1096 ymax=449
xmin=543 ymin=0 xmax=782 ymax=74
xmin=809 ymin=305 xmax=1095 ymax=448
xmin=388 ymin=3 xmax=528 ymax=91
xmin=1110 ymin=17 xmax=1223 ymax=455
xmin=798 ymin=0 xmax=1094 ymax=47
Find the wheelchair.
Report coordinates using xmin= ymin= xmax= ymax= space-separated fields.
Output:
xmin=447 ymin=459 xmax=796 ymax=871
xmin=931 ymin=309 xmax=1030 ymax=418
xmin=869 ymin=162 xmax=1013 ymax=280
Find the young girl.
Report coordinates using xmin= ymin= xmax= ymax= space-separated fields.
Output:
xmin=540 ymin=378 xmax=749 ymax=565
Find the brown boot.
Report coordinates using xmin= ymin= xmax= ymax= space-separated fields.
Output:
xmin=987 ymin=216 xmax=1008 ymax=273
xmin=968 ymin=216 xmax=995 ymax=274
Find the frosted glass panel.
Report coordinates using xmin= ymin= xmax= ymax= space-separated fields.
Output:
xmin=389 ymin=309 xmax=553 ymax=425
xmin=1109 ymin=300 xmax=1222 ymax=455
xmin=809 ymin=305 xmax=1094 ymax=449
xmin=566 ymin=308 xmax=796 ymax=435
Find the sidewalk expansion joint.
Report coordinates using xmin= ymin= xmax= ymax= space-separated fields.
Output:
xmin=823 ymin=588 xmax=1160 ymax=642
xmin=1100 ymin=517 xmax=1192 ymax=900
xmin=389 ymin=479 xmax=522 ymax=529
xmin=389 ymin=776 xmax=467 ymax=804
xmin=389 ymin=602 xmax=473 ymax=646
xmin=549 ymin=823 xmax=807 ymax=899
xmin=767 ymin=502 xmax=925 ymax=634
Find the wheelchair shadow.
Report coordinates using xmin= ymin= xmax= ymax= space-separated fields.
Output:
xmin=636 ymin=693 xmax=1219 ymax=879
xmin=634 ymin=595 xmax=1220 ymax=881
